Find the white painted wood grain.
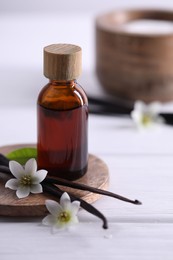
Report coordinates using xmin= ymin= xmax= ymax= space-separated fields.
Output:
xmin=0 ymin=222 xmax=173 ymax=260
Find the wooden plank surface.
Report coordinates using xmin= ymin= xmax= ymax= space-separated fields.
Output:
xmin=0 ymin=222 xmax=173 ymax=260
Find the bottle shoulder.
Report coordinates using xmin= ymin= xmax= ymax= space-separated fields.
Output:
xmin=37 ymin=81 xmax=88 ymax=110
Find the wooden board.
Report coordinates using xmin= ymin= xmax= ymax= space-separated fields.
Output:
xmin=0 ymin=144 xmax=109 ymax=217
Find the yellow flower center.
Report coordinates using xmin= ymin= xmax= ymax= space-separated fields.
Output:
xmin=20 ymin=175 xmax=32 ymax=186
xmin=58 ymin=211 xmax=71 ymax=223
xmin=141 ymin=114 xmax=152 ymax=126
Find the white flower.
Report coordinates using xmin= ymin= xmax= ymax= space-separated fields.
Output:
xmin=131 ymin=101 xmax=164 ymax=130
xmin=5 ymin=158 xmax=47 ymax=198
xmin=42 ymin=192 xmax=80 ymax=231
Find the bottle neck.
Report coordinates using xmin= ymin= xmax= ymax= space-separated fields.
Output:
xmin=49 ymin=79 xmax=76 ymax=86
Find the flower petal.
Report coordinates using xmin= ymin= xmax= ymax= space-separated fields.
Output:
xmin=131 ymin=110 xmax=142 ymax=123
xmin=5 ymin=178 xmax=19 ymax=190
xmin=148 ymin=102 xmax=161 ymax=114
xmin=45 ymin=200 xmax=62 ymax=216
xmin=42 ymin=214 xmax=56 ymax=226
xmin=9 ymin=161 xmax=24 ymax=179
xmin=16 ymin=186 xmax=30 ymax=198
xmin=156 ymin=115 xmax=165 ymax=124
xmin=60 ymin=192 xmax=71 ymax=210
xmin=30 ymin=184 xmax=43 ymax=194
xmin=25 ymin=158 xmax=37 ymax=175
xmin=71 ymin=201 xmax=80 ymax=215
xmin=54 ymin=221 xmax=66 ymax=230
xmin=32 ymin=170 xmax=47 ymax=184
xmin=134 ymin=101 xmax=146 ymax=112
xmin=70 ymin=215 xmax=79 ymax=225
xmin=56 ymin=215 xmax=79 ymax=229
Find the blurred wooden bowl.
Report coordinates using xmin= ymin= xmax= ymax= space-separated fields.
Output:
xmin=96 ymin=10 xmax=173 ymax=103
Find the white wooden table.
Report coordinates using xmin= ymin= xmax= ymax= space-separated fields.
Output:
xmin=0 ymin=106 xmax=173 ymax=260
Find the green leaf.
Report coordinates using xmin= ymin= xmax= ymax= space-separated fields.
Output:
xmin=6 ymin=147 xmax=37 ymax=165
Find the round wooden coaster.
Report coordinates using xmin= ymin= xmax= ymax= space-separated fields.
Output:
xmin=0 ymin=144 xmax=109 ymax=217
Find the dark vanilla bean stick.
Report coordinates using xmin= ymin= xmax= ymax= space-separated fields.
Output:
xmin=0 ymin=154 xmax=10 ymax=167
xmin=0 ymin=164 xmax=142 ymax=205
xmin=42 ymin=182 xmax=108 ymax=229
xmin=45 ymin=177 xmax=141 ymax=205
xmin=0 ymin=165 xmax=11 ymax=175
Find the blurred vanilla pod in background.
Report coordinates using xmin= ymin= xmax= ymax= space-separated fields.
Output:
xmin=88 ymin=96 xmax=173 ymax=126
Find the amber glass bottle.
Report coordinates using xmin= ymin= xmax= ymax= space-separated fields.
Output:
xmin=37 ymin=44 xmax=88 ymax=180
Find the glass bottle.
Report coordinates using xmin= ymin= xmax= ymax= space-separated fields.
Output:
xmin=37 ymin=44 xmax=88 ymax=180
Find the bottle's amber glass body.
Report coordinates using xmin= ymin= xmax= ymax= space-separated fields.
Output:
xmin=37 ymin=80 xmax=88 ymax=180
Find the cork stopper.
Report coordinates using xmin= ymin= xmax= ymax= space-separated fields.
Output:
xmin=44 ymin=44 xmax=82 ymax=80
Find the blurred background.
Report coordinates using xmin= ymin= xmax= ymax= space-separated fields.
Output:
xmin=1 ymin=0 xmax=173 ymax=107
